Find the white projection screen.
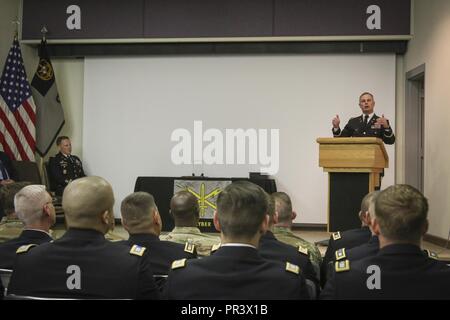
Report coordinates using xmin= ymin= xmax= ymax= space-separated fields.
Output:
xmin=83 ymin=54 xmax=396 ymax=222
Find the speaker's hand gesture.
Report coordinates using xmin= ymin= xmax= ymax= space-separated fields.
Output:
xmin=332 ymin=115 xmax=340 ymax=128
xmin=376 ymin=114 xmax=390 ymax=128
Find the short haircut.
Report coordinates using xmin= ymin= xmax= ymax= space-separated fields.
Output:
xmin=0 ymin=181 xmax=31 ymax=216
xmin=360 ymin=191 xmax=379 ymax=219
xmin=56 ymin=136 xmax=69 ymax=146
xmin=121 ymin=192 xmax=156 ymax=228
xmin=375 ymin=184 xmax=428 ymax=242
xmin=216 ymin=181 xmax=268 ymax=239
xmin=62 ymin=176 xmax=114 ymax=227
xmin=359 ymin=92 xmax=374 ymax=101
xmin=170 ymin=190 xmax=199 ymax=223
xmin=14 ymin=185 xmax=50 ymax=225
xmin=271 ymin=192 xmax=292 ymax=223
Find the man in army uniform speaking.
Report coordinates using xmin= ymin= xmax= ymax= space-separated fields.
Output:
xmin=164 ymin=181 xmax=311 ymax=300
xmin=331 ymin=92 xmax=395 ymax=145
xmin=8 ymin=176 xmax=159 ymax=299
xmin=320 ymin=185 xmax=450 ymax=299
xmin=49 ymin=136 xmax=85 ymax=196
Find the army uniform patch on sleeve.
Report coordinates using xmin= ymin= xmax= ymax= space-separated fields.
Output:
xmin=16 ymin=244 xmax=37 ymax=254
xmin=172 ymin=258 xmax=187 ymax=270
xmin=285 ymin=262 xmax=300 ymax=275
xmin=332 ymin=232 xmax=341 ymax=241
xmin=298 ymin=245 xmax=309 ymax=256
xmin=335 ymin=248 xmax=346 ymax=261
xmin=184 ymin=241 xmax=196 ymax=254
xmin=211 ymin=243 xmax=221 ymax=253
xmin=129 ymin=244 xmax=146 ymax=256
xmin=425 ymin=249 xmax=439 ymax=260
xmin=335 ymin=259 xmax=350 ymax=272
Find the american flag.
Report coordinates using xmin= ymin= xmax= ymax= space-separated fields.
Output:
xmin=0 ymin=38 xmax=36 ymax=161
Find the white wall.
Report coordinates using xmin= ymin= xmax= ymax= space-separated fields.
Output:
xmin=83 ymin=55 xmax=396 ymax=219
xmin=403 ymin=0 xmax=450 ymax=239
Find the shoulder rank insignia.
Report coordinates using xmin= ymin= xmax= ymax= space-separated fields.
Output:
xmin=285 ymin=262 xmax=300 ymax=275
xmin=335 ymin=259 xmax=350 ymax=272
xmin=332 ymin=231 xmax=341 ymax=241
xmin=171 ymin=258 xmax=187 ymax=270
xmin=16 ymin=244 xmax=37 ymax=254
xmin=129 ymin=244 xmax=146 ymax=257
xmin=184 ymin=241 xmax=196 ymax=254
xmin=335 ymin=248 xmax=346 ymax=261
xmin=211 ymin=243 xmax=221 ymax=253
xmin=298 ymin=245 xmax=309 ymax=256
xmin=425 ymin=249 xmax=439 ymax=260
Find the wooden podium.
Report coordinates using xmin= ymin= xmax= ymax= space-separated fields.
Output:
xmin=317 ymin=137 xmax=389 ymax=232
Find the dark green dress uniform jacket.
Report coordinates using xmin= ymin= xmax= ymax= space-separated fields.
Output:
xmin=0 ymin=229 xmax=52 ymax=269
xmin=320 ymin=244 xmax=450 ymax=300
xmin=321 ymin=226 xmax=372 ymax=286
xmin=118 ymin=233 xmax=197 ymax=275
xmin=8 ymin=228 xmax=159 ymax=299
xmin=164 ymin=246 xmax=311 ymax=300
xmin=259 ymin=231 xmax=319 ymax=289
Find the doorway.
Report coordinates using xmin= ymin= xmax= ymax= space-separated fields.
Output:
xmin=405 ymin=64 xmax=425 ymax=193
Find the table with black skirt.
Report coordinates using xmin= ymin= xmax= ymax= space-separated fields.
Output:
xmin=134 ymin=176 xmax=276 ymax=232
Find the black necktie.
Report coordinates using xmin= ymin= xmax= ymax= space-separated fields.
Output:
xmin=364 ymin=115 xmax=369 ymax=127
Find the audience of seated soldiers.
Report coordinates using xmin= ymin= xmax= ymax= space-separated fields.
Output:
xmin=1 ymin=179 xmax=449 ymax=300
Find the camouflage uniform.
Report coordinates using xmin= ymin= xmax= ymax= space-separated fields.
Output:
xmin=105 ymin=229 xmax=128 ymax=242
xmin=161 ymin=227 xmax=220 ymax=257
xmin=0 ymin=217 xmax=23 ymax=243
xmin=272 ymin=226 xmax=322 ymax=277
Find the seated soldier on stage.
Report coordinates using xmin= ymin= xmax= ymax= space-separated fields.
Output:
xmin=49 ymin=136 xmax=85 ymax=197
xmin=321 ymin=184 xmax=450 ymax=299
xmin=164 ymin=181 xmax=311 ymax=300
xmin=0 ymin=182 xmax=30 ymax=243
xmin=118 ymin=191 xmax=197 ymax=278
xmin=322 ymin=191 xmax=381 ymax=283
xmin=0 ymin=185 xmax=54 ymax=269
xmin=8 ymin=176 xmax=159 ymax=299
xmin=162 ymin=190 xmax=220 ymax=256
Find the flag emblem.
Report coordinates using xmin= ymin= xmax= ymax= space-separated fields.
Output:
xmin=0 ymin=38 xmax=36 ymax=161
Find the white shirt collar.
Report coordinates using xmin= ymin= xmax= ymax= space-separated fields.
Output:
xmin=362 ymin=112 xmax=374 ymax=120
xmin=220 ymin=243 xmax=257 ymax=249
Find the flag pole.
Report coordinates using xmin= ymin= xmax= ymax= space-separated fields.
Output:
xmin=11 ymin=20 xmax=20 ymax=40
xmin=38 ymin=26 xmax=48 ymax=182
xmin=41 ymin=26 xmax=48 ymax=41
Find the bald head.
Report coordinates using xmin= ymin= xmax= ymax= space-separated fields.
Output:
xmin=62 ymin=176 xmax=115 ymax=232
xmin=170 ymin=190 xmax=199 ymax=227
xmin=14 ymin=185 xmax=53 ymax=226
